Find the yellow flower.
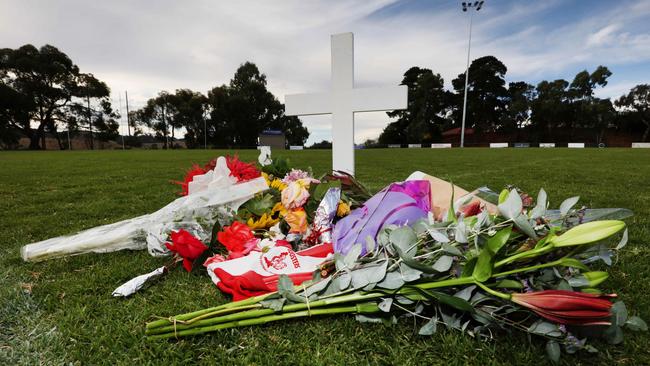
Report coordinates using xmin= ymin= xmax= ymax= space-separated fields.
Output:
xmin=271 ymin=202 xmax=288 ymax=218
xmin=337 ymin=201 xmax=350 ymax=217
xmin=246 ymin=213 xmax=280 ymax=230
xmin=262 ymin=172 xmax=287 ymax=192
xmin=270 ymin=178 xmax=287 ymax=191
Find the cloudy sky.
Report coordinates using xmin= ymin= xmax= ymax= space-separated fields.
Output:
xmin=2 ymin=0 xmax=649 ymax=145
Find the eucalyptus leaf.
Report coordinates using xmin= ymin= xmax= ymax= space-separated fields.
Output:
xmin=428 ymin=229 xmax=450 ymax=243
xmin=603 ymin=325 xmax=624 ymax=344
xmin=260 ymin=298 xmax=286 ymax=311
xmin=394 ymin=246 xmax=438 ymax=274
xmin=528 ymin=321 xmax=563 ymax=337
xmin=513 ymin=215 xmax=539 ymax=240
xmin=351 ymin=261 xmax=388 ymax=289
xmin=454 ymin=285 xmax=476 ymax=301
xmin=365 ymin=236 xmax=376 ymax=255
xmin=560 ymin=196 xmax=580 ymax=216
xmin=530 ymin=188 xmax=548 ymax=219
xmin=399 ymin=263 xmax=423 ymax=282
xmin=433 ymin=255 xmax=454 ymax=272
xmin=498 ymin=189 xmax=523 ymax=220
xmin=378 ymin=298 xmax=393 ymax=312
xmin=390 ymin=226 xmax=418 ymax=258
xmin=376 ymin=271 xmax=405 ymax=290
xmin=615 ymin=229 xmax=628 ymax=250
xmin=612 ymin=301 xmax=628 ymax=326
xmin=495 ymin=279 xmax=523 ymax=289
xmin=418 ymin=317 xmax=438 ymax=335
xmin=442 ymin=243 xmax=462 ymax=256
xmin=454 ymin=221 xmax=468 ymax=243
xmin=546 ymin=340 xmax=561 ymax=364
xmin=625 ymin=316 xmax=648 ymax=331
xmin=341 ymin=243 xmax=363 ymax=270
xmin=355 ymin=315 xmax=385 ymax=324
xmin=302 ymin=276 xmax=332 ymax=297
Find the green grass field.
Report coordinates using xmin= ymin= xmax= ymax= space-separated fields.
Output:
xmin=1 ymin=148 xmax=649 ymax=365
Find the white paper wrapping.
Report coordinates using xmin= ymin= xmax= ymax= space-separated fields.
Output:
xmin=21 ymin=157 xmax=268 ymax=262
xmin=112 ymin=266 xmax=167 ymax=297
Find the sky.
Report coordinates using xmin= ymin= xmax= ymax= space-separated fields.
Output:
xmin=1 ymin=0 xmax=649 ymax=145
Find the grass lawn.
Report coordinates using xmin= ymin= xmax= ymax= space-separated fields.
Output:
xmin=1 ymin=148 xmax=649 ymax=365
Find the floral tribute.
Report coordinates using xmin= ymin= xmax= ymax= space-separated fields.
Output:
xmin=150 ymin=155 xmax=646 ymax=362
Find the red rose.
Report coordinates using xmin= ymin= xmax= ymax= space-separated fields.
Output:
xmin=217 ymin=222 xmax=258 ymax=257
xmin=165 ymin=229 xmax=208 ymax=272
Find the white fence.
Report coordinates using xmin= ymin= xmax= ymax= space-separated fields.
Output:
xmin=568 ymin=143 xmax=585 ymax=148
xmin=388 ymin=144 xmax=401 ymax=148
xmin=289 ymin=145 xmax=304 ymax=150
xmin=632 ymin=142 xmax=650 ymax=148
xmin=408 ymin=144 xmax=422 ymax=148
xmin=539 ymin=143 xmax=555 ymax=148
xmin=490 ymin=143 xmax=508 ymax=148
xmin=431 ymin=143 xmax=452 ymax=148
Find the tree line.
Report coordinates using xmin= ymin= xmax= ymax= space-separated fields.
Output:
xmin=2 ymin=44 xmax=649 ymax=149
xmin=0 ymin=45 xmax=308 ymax=149
xmin=378 ymin=56 xmax=650 ymax=145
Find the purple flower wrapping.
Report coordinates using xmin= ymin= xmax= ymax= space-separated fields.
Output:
xmin=332 ymin=180 xmax=431 ymax=255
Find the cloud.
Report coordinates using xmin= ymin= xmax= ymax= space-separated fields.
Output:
xmin=1 ymin=0 xmax=649 ymax=145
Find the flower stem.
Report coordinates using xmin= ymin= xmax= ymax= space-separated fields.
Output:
xmin=147 ymin=302 xmax=380 ymax=340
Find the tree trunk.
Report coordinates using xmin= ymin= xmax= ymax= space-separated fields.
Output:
xmin=643 ymin=123 xmax=649 ymax=142
xmin=28 ymin=128 xmax=40 ymax=150
xmin=39 ymin=124 xmax=47 ymax=150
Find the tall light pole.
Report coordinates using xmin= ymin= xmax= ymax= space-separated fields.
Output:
xmin=460 ymin=1 xmax=484 ymax=148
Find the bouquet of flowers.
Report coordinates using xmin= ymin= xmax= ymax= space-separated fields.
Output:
xmin=147 ymin=174 xmax=646 ymax=362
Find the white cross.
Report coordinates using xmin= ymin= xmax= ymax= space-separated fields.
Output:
xmin=284 ymin=32 xmax=408 ymax=176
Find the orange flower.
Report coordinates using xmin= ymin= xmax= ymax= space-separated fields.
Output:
xmin=285 ymin=208 xmax=308 ymax=234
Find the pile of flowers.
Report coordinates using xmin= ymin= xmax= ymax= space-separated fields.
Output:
xmin=154 ymin=156 xmax=646 ymax=362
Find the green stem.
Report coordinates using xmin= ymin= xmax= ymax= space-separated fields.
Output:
xmin=146 ymin=291 xmax=384 ymax=335
xmin=148 ymin=302 xmax=380 ymax=340
xmin=474 ymin=281 xmax=511 ymax=300
xmin=494 ymin=245 xmax=554 ymax=268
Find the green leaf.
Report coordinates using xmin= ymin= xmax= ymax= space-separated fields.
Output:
xmin=447 ymin=183 xmax=457 ymax=223
xmin=243 ymin=193 xmax=275 ymax=216
xmin=276 ymin=274 xmax=306 ymax=303
xmin=487 ymin=226 xmax=512 ymax=254
xmin=378 ymin=298 xmax=393 ymax=312
xmin=441 ymin=243 xmax=462 ymax=256
xmin=472 ymin=249 xmax=493 ymax=282
xmin=498 ymin=189 xmax=522 ymax=220
xmin=414 ymin=288 xmax=474 ymax=312
xmin=615 ymin=229 xmax=628 ymax=250
xmin=418 ymin=317 xmax=438 ymax=335
xmin=557 ymin=257 xmax=589 ymax=271
xmin=583 ymin=271 xmax=609 ymax=287
xmin=528 ymin=321 xmax=563 ymax=337
xmin=260 ymin=298 xmax=286 ymax=311
xmin=625 ymin=316 xmax=648 ymax=332
xmin=376 ymin=271 xmax=405 ymax=290
xmin=350 ymin=261 xmax=388 ymax=289
xmin=393 ymin=246 xmax=437 ymax=274
xmin=549 ymin=220 xmax=626 ymax=247
xmin=389 ymin=226 xmax=418 ymax=258
xmin=559 ymin=196 xmax=580 ymax=216
xmin=495 ymin=279 xmax=523 ymax=289
xmin=498 ymin=189 xmax=509 ymax=204
xmin=604 ymin=325 xmax=624 ymax=344
xmin=530 ymin=188 xmax=547 ymax=219
xmin=612 ymin=301 xmax=628 ymax=326
xmin=546 ymin=340 xmax=561 ymax=364
xmin=432 ymin=255 xmax=454 ymax=272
